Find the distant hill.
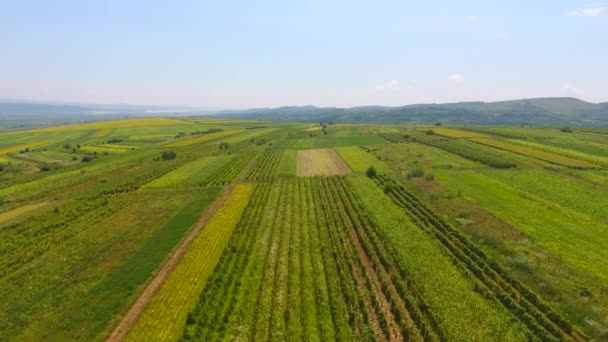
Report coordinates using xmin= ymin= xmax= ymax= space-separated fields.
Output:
xmin=0 ymin=101 xmax=212 ymax=130
xmin=218 ymin=98 xmax=608 ymax=127
xmin=2 ymin=97 xmax=608 ymax=129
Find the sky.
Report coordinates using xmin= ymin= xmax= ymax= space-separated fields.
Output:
xmin=1 ymin=0 xmax=607 ymax=108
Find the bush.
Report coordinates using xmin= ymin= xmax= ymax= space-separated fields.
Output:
xmin=425 ymin=129 xmax=435 ymax=135
xmin=383 ymin=183 xmax=393 ymax=194
xmin=81 ymin=156 xmax=93 ymax=162
xmin=407 ymin=167 xmax=425 ymax=178
xmin=161 ymin=151 xmax=177 ymax=160
xmin=560 ymin=127 xmax=573 ymax=133
xmin=40 ymin=166 xmax=51 ymax=172
xmin=366 ymin=166 xmax=377 ymax=178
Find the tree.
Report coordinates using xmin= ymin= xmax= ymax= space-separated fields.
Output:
xmin=81 ymin=156 xmax=93 ymax=162
xmin=161 ymin=151 xmax=177 ymax=160
xmin=425 ymin=129 xmax=435 ymax=135
xmin=64 ymin=143 xmax=71 ymax=149
xmin=383 ymin=183 xmax=393 ymax=194
xmin=366 ymin=166 xmax=377 ymax=178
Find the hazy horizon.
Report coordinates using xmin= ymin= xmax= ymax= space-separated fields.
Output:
xmin=2 ymin=1 xmax=607 ymax=107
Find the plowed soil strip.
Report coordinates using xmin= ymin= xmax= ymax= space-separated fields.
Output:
xmin=106 ymin=186 xmax=234 ymax=342
xmin=297 ymin=148 xmax=351 ymax=177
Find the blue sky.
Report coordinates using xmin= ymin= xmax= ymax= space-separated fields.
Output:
xmin=1 ymin=0 xmax=606 ymax=107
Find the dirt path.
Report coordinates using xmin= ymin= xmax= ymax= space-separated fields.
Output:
xmin=106 ymin=186 xmax=234 ymax=342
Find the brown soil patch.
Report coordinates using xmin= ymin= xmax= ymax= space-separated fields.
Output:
xmin=105 ymin=186 xmax=234 ymax=342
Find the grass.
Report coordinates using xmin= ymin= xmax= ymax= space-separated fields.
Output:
xmin=335 ymin=145 xmax=389 ymax=174
xmin=0 ymin=140 xmax=57 ymax=154
xmin=431 ymin=128 xmax=597 ymax=168
xmin=25 ymin=118 xmax=191 ymax=133
xmin=0 ymin=201 xmax=51 ymax=227
xmin=165 ymin=129 xmax=247 ymax=147
xmin=436 ymin=170 xmax=608 ymax=284
xmin=143 ymin=155 xmax=233 ymax=189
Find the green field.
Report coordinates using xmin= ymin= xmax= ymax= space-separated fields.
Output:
xmin=0 ymin=119 xmax=606 ymax=341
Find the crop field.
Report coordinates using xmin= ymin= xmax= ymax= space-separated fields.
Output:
xmin=430 ymin=127 xmax=597 ymax=168
xmin=296 ymin=148 xmax=351 ymax=176
xmin=1 ymin=119 xmax=607 ymax=340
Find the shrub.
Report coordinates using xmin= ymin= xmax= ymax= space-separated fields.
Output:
xmin=81 ymin=156 xmax=93 ymax=162
xmin=407 ymin=167 xmax=425 ymax=178
xmin=560 ymin=127 xmax=573 ymax=133
xmin=161 ymin=151 xmax=177 ymax=160
xmin=425 ymin=129 xmax=435 ymax=135
xmin=366 ymin=166 xmax=377 ymax=178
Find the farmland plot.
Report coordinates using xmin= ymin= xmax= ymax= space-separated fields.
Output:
xmin=182 ymin=177 xmax=446 ymax=341
xmin=296 ymin=148 xmax=351 ymax=176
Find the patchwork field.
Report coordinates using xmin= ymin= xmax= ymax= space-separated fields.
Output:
xmin=0 ymin=119 xmax=607 ymax=341
xmin=296 ymin=148 xmax=351 ymax=176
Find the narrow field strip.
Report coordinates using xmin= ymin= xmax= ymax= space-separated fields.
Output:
xmin=296 ymin=148 xmax=351 ymax=176
xmin=0 ymin=201 xmax=50 ymax=228
xmin=0 ymin=140 xmax=56 ymax=154
xmin=203 ymin=150 xmax=259 ymax=186
xmin=165 ymin=129 xmax=246 ymax=147
xmin=372 ymin=174 xmax=586 ymax=341
xmin=93 ymin=128 xmax=113 ymax=138
xmin=120 ymin=184 xmax=253 ymax=342
xmin=246 ymin=148 xmax=284 ymax=181
xmin=180 ymin=177 xmax=445 ymax=341
xmin=431 ymin=128 xmax=596 ymax=168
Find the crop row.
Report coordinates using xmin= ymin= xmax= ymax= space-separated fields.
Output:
xmin=126 ymin=184 xmax=254 ymax=341
xmin=373 ymin=174 xmax=585 ymax=341
xmin=317 ymin=176 xmax=443 ymax=341
xmin=202 ymin=150 xmax=259 ymax=186
xmin=246 ymin=148 xmax=284 ymax=181
xmin=415 ymin=135 xmax=517 ymax=168
xmin=182 ymin=176 xmax=443 ymax=341
xmin=431 ymin=128 xmax=596 ymax=169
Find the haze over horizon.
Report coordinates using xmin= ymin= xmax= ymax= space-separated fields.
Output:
xmin=1 ymin=1 xmax=607 ymax=108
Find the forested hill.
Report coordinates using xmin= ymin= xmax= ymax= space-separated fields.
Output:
xmin=218 ymin=97 xmax=608 ymax=127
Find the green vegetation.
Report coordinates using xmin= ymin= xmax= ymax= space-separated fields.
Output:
xmin=0 ymin=119 xmax=606 ymax=340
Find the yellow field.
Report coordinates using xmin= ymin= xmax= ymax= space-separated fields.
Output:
xmin=297 ymin=148 xmax=352 ymax=176
xmin=126 ymin=184 xmax=253 ymax=342
xmin=0 ymin=140 xmax=56 ymax=155
xmin=429 ymin=128 xmax=488 ymax=139
xmin=79 ymin=144 xmax=138 ymax=153
xmin=92 ymin=128 xmax=113 ymax=137
xmin=23 ymin=118 xmax=190 ymax=133
xmin=304 ymin=126 xmax=322 ymax=131
xmin=165 ymin=129 xmax=246 ymax=147
xmin=0 ymin=201 xmax=50 ymax=227
xmin=431 ymin=128 xmax=596 ymax=168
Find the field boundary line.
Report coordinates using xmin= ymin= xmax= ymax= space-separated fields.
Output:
xmin=106 ymin=185 xmax=235 ymax=342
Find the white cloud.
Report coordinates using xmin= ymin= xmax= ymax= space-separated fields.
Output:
xmin=372 ymin=80 xmax=401 ymax=93
xmin=447 ymin=74 xmax=465 ymax=83
xmin=569 ymin=7 xmax=605 ymax=16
